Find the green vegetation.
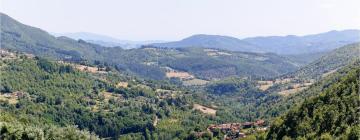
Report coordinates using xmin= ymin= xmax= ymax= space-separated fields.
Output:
xmin=1 ymin=48 xmax=358 ymax=139
xmin=267 ymin=64 xmax=360 ymax=139
xmin=206 ymin=78 xmax=254 ymax=95
xmin=1 ymin=12 xmax=360 ymax=140
xmin=0 ymin=112 xmax=99 ymax=140
xmin=263 ymin=61 xmax=360 ymax=118
xmin=191 ymin=77 xmax=271 ymax=122
xmin=291 ymin=43 xmax=360 ymax=79
xmin=0 ymin=13 xmax=299 ymax=80
xmin=0 ymin=53 xmax=225 ymax=139
xmin=158 ymin=47 xmax=297 ymax=80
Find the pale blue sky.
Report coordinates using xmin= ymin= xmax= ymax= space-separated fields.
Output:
xmin=1 ymin=0 xmax=360 ymax=40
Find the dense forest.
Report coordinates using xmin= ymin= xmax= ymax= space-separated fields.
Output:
xmin=0 ymin=112 xmax=99 ymax=140
xmin=267 ymin=65 xmax=360 ymax=139
xmin=0 ymin=52 xmax=237 ymax=139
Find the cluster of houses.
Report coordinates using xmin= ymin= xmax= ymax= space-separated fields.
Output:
xmin=0 ymin=91 xmax=28 ymax=104
xmin=1 ymin=49 xmax=34 ymax=60
xmin=207 ymin=120 xmax=268 ymax=139
xmin=0 ymin=49 xmax=16 ymax=59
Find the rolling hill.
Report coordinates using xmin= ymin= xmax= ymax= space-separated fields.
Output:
xmin=0 ymin=13 xmax=299 ymax=80
xmin=243 ymin=29 xmax=360 ymax=54
xmin=255 ymin=44 xmax=360 ymax=118
xmin=0 ymin=50 xmax=220 ymax=139
xmin=152 ymin=30 xmax=360 ymax=55
xmin=152 ymin=34 xmax=261 ymax=52
xmin=290 ymin=43 xmax=360 ymax=79
xmin=1 ymin=11 xmax=359 ymax=140
xmin=261 ymin=61 xmax=360 ymax=118
xmin=267 ymin=63 xmax=360 ymax=139
xmin=53 ymin=32 xmax=165 ymax=49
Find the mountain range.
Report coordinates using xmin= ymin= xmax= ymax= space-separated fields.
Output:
xmin=53 ymin=28 xmax=360 ymax=55
xmin=0 ymin=13 xmax=300 ymax=80
xmin=152 ymin=34 xmax=261 ymax=53
xmin=152 ymin=30 xmax=360 ymax=55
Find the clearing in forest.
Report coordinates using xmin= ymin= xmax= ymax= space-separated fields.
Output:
xmin=193 ymin=104 xmax=217 ymax=115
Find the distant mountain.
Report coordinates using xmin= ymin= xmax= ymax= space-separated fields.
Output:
xmin=52 ymin=32 xmax=122 ymax=43
xmin=53 ymin=32 xmax=166 ymax=49
xmin=152 ymin=34 xmax=262 ymax=52
xmin=152 ymin=30 xmax=360 ymax=55
xmin=243 ymin=29 xmax=360 ymax=54
xmin=0 ymin=13 xmax=299 ymax=80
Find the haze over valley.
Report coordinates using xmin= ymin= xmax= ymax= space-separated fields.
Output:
xmin=0 ymin=0 xmax=359 ymax=139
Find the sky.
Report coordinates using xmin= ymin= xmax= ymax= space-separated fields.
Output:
xmin=1 ymin=0 xmax=360 ymax=41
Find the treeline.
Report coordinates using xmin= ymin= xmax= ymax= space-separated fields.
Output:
xmin=0 ymin=112 xmax=99 ymax=140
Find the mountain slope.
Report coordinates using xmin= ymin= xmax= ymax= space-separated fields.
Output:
xmin=0 ymin=13 xmax=299 ymax=80
xmin=262 ymin=61 xmax=360 ymax=118
xmin=147 ymin=47 xmax=299 ymax=79
xmin=0 ymin=13 xmax=169 ymax=79
xmin=0 ymin=51 xmax=220 ymax=139
xmin=53 ymin=32 xmax=123 ymax=43
xmin=0 ymin=13 xmax=109 ymax=61
xmin=266 ymin=64 xmax=360 ymax=139
xmin=0 ymin=112 xmax=99 ymax=140
xmin=290 ymin=43 xmax=360 ymax=79
xmin=283 ymin=51 xmax=327 ymax=66
xmin=259 ymin=44 xmax=360 ymax=118
xmin=53 ymin=32 xmax=165 ymax=49
xmin=152 ymin=34 xmax=261 ymax=52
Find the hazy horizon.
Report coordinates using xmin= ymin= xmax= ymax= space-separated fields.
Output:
xmin=2 ymin=0 xmax=360 ymax=41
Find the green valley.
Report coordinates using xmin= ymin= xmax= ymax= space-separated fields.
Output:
xmin=0 ymin=6 xmax=359 ymax=140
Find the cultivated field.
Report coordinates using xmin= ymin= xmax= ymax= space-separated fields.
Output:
xmin=278 ymin=87 xmax=307 ymax=96
xmin=166 ymin=71 xmax=194 ymax=79
xmin=193 ymin=104 xmax=217 ymax=115
xmin=257 ymin=80 xmax=274 ymax=91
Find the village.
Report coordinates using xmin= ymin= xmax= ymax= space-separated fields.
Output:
xmin=207 ymin=120 xmax=268 ymax=139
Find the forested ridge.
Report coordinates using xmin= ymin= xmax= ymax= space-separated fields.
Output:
xmin=0 ymin=52 xmax=236 ymax=139
xmin=290 ymin=43 xmax=360 ymax=80
xmin=267 ymin=64 xmax=360 ymax=139
xmin=261 ymin=61 xmax=360 ymax=118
